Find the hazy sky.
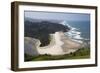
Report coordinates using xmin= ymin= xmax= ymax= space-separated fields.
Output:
xmin=24 ymin=11 xmax=90 ymax=21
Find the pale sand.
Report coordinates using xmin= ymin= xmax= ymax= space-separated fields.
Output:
xmin=24 ymin=31 xmax=83 ymax=56
xmin=36 ymin=32 xmax=83 ymax=55
xmin=60 ymin=32 xmax=83 ymax=54
xmin=36 ymin=32 xmax=64 ymax=55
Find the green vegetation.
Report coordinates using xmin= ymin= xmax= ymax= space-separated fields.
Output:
xmin=24 ymin=47 xmax=90 ymax=61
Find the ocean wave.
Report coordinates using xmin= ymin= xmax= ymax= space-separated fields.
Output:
xmin=66 ymin=29 xmax=83 ymax=40
xmin=61 ymin=21 xmax=84 ymax=43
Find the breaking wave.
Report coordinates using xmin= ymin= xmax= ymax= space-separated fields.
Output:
xmin=60 ymin=21 xmax=84 ymax=43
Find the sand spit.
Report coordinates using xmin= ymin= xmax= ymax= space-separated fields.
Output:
xmin=24 ymin=32 xmax=83 ymax=56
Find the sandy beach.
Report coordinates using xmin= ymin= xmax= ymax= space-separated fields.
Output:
xmin=36 ymin=32 xmax=64 ymax=55
xmin=24 ymin=31 xmax=83 ymax=56
xmin=36 ymin=31 xmax=83 ymax=55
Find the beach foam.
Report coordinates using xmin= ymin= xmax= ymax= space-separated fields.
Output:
xmin=61 ymin=21 xmax=83 ymax=43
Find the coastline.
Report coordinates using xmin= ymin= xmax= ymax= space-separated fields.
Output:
xmin=24 ymin=31 xmax=83 ymax=56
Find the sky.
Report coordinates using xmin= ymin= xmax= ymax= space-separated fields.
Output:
xmin=24 ymin=11 xmax=90 ymax=21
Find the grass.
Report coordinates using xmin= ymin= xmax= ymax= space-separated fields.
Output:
xmin=24 ymin=47 xmax=90 ymax=61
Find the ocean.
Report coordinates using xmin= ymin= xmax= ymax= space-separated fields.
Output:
xmin=61 ymin=21 xmax=90 ymax=44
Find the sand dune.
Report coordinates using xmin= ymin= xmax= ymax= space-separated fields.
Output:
xmin=24 ymin=32 xmax=83 ymax=56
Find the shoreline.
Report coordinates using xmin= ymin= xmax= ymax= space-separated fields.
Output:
xmin=24 ymin=32 xmax=82 ymax=55
xmin=24 ymin=31 xmax=84 ymax=56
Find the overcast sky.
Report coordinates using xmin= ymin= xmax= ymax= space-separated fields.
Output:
xmin=24 ymin=11 xmax=90 ymax=21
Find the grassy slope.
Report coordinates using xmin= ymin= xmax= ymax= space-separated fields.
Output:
xmin=24 ymin=47 xmax=90 ymax=61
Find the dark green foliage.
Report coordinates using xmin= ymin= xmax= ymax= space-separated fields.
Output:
xmin=24 ymin=54 xmax=33 ymax=61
